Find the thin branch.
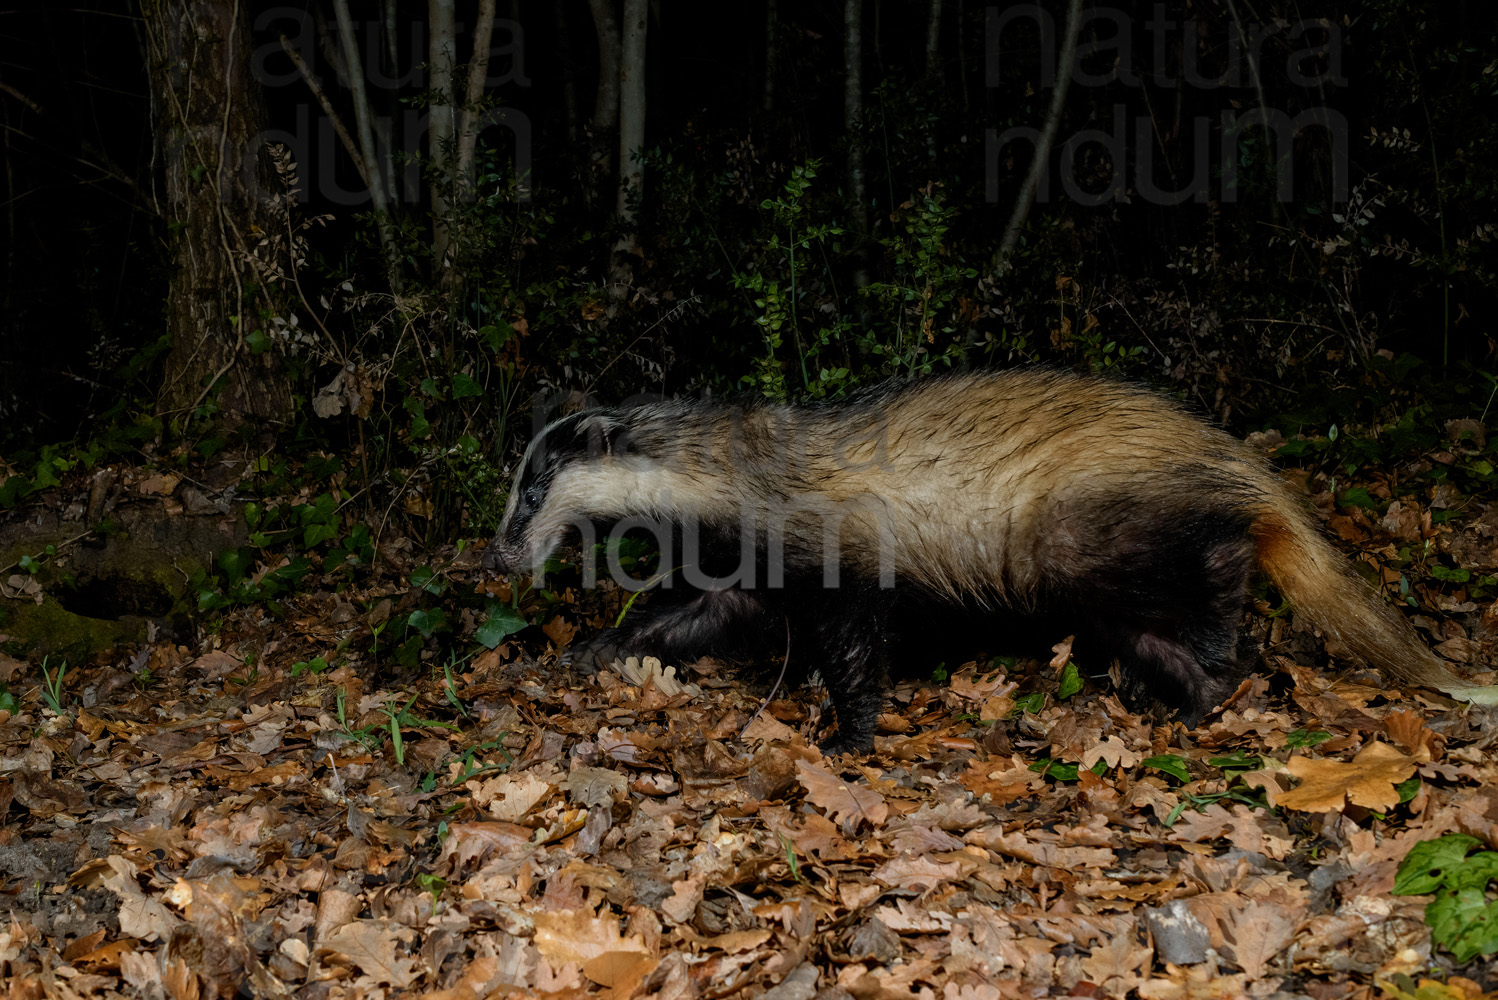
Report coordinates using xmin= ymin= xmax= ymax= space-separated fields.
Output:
xmin=278 ymin=32 xmax=367 ymax=188
xmin=740 ymin=618 xmax=793 ymax=740
xmin=0 ymin=81 xmax=42 ymax=114
xmin=0 ymin=530 xmax=96 ymax=582
xmin=997 ymin=0 xmax=1083 ymax=264
xmin=331 ymin=0 xmax=402 ymax=290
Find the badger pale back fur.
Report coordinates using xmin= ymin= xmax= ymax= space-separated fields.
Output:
xmin=484 ymin=368 xmax=1498 ymax=753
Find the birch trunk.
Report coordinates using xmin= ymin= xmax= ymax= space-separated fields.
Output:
xmin=926 ymin=0 xmax=943 ymax=80
xmin=331 ymin=0 xmax=402 ymax=287
xmin=456 ymin=0 xmax=498 ymax=199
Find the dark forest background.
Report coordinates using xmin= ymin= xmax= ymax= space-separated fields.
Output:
xmin=4 ymin=0 xmax=1498 ymax=538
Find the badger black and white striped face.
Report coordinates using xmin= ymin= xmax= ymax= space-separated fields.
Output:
xmin=483 ymin=410 xmax=628 ymax=575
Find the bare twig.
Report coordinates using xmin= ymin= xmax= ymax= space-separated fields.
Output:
xmin=0 ymin=529 xmax=96 ymax=583
xmin=278 ymin=33 xmax=367 ymax=188
xmin=997 ymin=0 xmax=1083 ymax=264
xmin=740 ymin=618 xmax=793 ymax=739
xmin=0 ymin=82 xmax=42 ymax=114
xmin=331 ymin=0 xmax=403 ymax=290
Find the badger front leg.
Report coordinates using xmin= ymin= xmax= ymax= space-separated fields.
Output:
xmin=564 ymin=586 xmax=772 ymax=671
xmin=804 ymin=580 xmax=890 ymax=756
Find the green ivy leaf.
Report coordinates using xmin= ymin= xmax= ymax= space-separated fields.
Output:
xmin=1057 ymin=661 xmax=1083 ymax=699
xmin=304 ymin=522 xmax=338 ymax=548
xmin=406 ymin=608 xmax=448 ymax=638
xmin=476 ymin=602 xmax=528 ymax=649
xmin=451 ymin=372 xmax=483 ymax=399
xmin=404 ymin=397 xmax=431 ymax=439
xmin=1143 ymin=754 xmax=1191 ymax=783
xmin=1011 ymin=691 xmax=1045 ymax=715
xmin=1425 ymin=886 xmax=1498 ymax=964
xmin=1285 ymin=728 xmax=1333 ymax=749
xmin=478 ymin=323 xmax=514 ymax=352
xmin=1394 ymin=834 xmax=1483 ymax=896
xmin=1207 ymin=750 xmax=1264 ymax=772
xmin=1339 ymin=486 xmax=1378 ymax=510
xmin=409 ymin=565 xmax=447 ymax=596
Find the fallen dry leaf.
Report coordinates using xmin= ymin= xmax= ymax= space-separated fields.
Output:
xmin=1219 ymin=900 xmax=1300 ymax=979
xmin=796 ymin=760 xmax=888 ymax=830
xmin=1277 ymin=741 xmax=1422 ymax=812
xmin=8 ymin=460 xmax=1498 ymax=1000
xmin=317 ymin=919 xmax=419 ymax=989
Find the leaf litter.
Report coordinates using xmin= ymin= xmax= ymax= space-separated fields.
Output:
xmin=1 ymin=470 xmax=1498 ymax=999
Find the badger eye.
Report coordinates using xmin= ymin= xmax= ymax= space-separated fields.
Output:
xmin=523 ymin=487 xmax=540 ymax=508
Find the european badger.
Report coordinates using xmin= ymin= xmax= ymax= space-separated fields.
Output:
xmin=483 ymin=368 xmax=1498 ymax=753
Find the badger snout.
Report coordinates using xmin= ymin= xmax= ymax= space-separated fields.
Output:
xmin=482 ymin=534 xmax=518 ymax=574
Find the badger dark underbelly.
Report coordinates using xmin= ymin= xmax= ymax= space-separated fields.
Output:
xmin=569 ymin=505 xmax=1259 ymax=754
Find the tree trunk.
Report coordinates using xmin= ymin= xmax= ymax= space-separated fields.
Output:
xmin=610 ymin=0 xmax=647 ymax=293
xmin=330 ymin=0 xmax=403 ymax=287
xmin=587 ymin=0 xmax=622 ymax=208
xmin=957 ymin=0 xmax=968 ymax=111
xmin=589 ymin=0 xmax=621 ymax=133
xmin=926 ymin=0 xmax=943 ymax=159
xmin=763 ymin=0 xmax=777 ymax=113
xmin=2 ymin=95 xmax=14 ymax=321
xmin=380 ymin=0 xmax=399 ymax=79
xmin=142 ymin=0 xmax=292 ymax=431
xmin=429 ymin=0 xmax=457 ymax=268
xmin=844 ymin=0 xmax=868 ymax=289
xmin=557 ymin=2 xmax=580 ymax=146
xmin=456 ymin=0 xmax=499 ymax=198
xmin=926 ymin=0 xmax=943 ymax=81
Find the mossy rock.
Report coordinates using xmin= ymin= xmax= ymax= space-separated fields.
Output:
xmin=0 ymin=497 xmax=246 ymax=661
xmin=0 ymin=596 xmax=147 ymax=664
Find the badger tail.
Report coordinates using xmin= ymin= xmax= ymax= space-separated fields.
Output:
xmin=1251 ymin=492 xmax=1498 ymax=706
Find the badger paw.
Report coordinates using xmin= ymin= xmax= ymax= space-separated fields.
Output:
xmin=560 ymin=629 xmax=625 ymax=675
xmin=817 ymin=731 xmax=874 ymax=758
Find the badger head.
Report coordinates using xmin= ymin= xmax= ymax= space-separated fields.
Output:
xmin=483 ymin=410 xmax=631 ymax=575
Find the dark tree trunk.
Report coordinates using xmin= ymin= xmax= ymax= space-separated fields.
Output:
xmin=764 ymin=0 xmax=777 ymax=113
xmin=143 ymin=0 xmax=291 ymax=431
xmin=844 ymin=0 xmax=868 ymax=289
xmin=588 ymin=0 xmax=622 ymax=208
xmin=557 ymin=2 xmax=580 ymax=146
xmin=429 ymin=0 xmax=457 ymax=266
xmin=610 ymin=0 xmax=647 ymax=293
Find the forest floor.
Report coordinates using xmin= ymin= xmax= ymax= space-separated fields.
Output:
xmin=2 ymin=460 xmax=1498 ymax=1000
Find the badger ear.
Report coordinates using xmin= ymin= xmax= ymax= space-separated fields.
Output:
xmin=576 ymin=413 xmax=630 ymax=456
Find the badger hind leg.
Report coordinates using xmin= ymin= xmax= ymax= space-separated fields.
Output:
xmin=565 ymin=586 xmax=772 ymax=671
xmin=1085 ymin=509 xmax=1259 ymax=725
xmin=803 ymin=580 xmax=890 ymax=756
xmin=1110 ymin=622 xmax=1247 ymax=726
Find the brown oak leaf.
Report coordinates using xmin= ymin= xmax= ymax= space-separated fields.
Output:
xmin=1276 ymin=741 xmax=1420 ymax=812
xmin=796 ymin=760 xmax=888 ymax=830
